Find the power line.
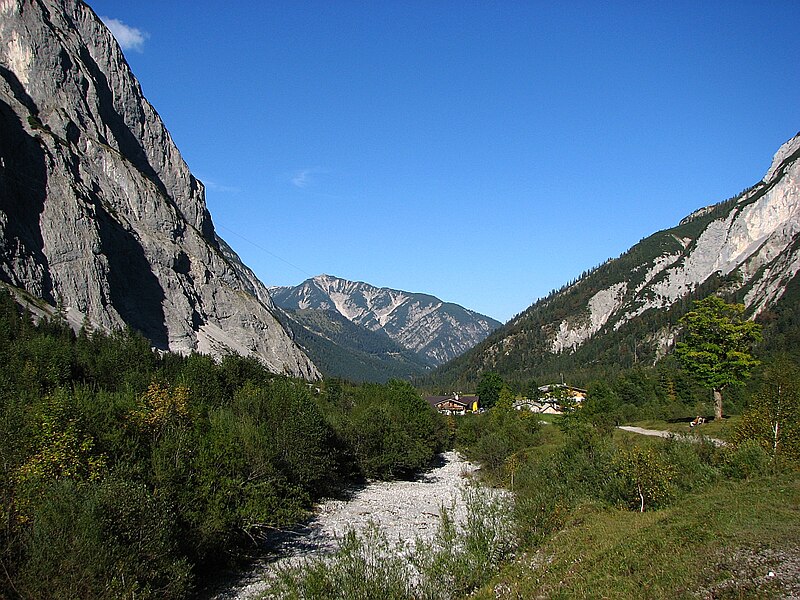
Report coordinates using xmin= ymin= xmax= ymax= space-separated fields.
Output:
xmin=216 ymin=223 xmax=314 ymax=280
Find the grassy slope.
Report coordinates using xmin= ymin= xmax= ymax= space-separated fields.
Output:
xmin=473 ymin=472 xmax=800 ymax=599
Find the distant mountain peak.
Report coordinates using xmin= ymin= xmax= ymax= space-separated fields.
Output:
xmin=271 ymin=275 xmax=501 ymax=369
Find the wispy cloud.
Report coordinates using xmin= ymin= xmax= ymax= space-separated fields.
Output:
xmin=100 ymin=16 xmax=148 ymax=52
xmin=290 ymin=167 xmax=329 ymax=189
xmin=197 ymin=175 xmax=241 ymax=194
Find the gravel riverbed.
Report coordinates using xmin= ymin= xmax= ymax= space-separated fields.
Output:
xmin=206 ymin=451 xmax=478 ymax=600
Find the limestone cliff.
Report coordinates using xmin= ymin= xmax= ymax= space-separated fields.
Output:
xmin=433 ymin=131 xmax=800 ymax=384
xmin=0 ymin=0 xmax=319 ymax=379
xmin=540 ymin=131 xmax=800 ymax=356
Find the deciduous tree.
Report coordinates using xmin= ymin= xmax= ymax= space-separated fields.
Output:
xmin=476 ymin=372 xmax=504 ymax=409
xmin=675 ymin=296 xmax=761 ymax=420
xmin=735 ymin=356 xmax=800 ymax=461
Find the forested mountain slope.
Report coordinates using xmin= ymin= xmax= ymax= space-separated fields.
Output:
xmin=432 ymin=131 xmax=800 ymax=388
xmin=278 ymin=307 xmax=431 ymax=382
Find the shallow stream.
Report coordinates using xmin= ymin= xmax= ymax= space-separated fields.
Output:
xmin=204 ymin=451 xmax=477 ymax=599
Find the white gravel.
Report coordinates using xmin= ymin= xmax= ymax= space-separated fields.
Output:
xmin=206 ymin=451 xmax=478 ymax=600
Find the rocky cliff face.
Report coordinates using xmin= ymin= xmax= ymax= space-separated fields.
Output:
xmin=434 ymin=131 xmax=800 ymax=384
xmin=0 ymin=0 xmax=319 ymax=379
xmin=541 ymin=132 xmax=800 ymax=356
xmin=270 ymin=274 xmax=502 ymax=366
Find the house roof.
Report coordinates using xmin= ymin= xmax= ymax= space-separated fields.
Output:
xmin=538 ymin=383 xmax=588 ymax=394
xmin=425 ymin=395 xmax=478 ymax=409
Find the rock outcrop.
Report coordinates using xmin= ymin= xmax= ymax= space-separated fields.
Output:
xmin=0 ymin=0 xmax=319 ymax=379
xmin=434 ymin=131 xmax=800 ymax=383
xmin=540 ymin=131 xmax=800 ymax=355
xmin=270 ymin=274 xmax=501 ymax=367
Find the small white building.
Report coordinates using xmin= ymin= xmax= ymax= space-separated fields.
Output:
xmin=513 ymin=383 xmax=587 ymax=414
xmin=513 ymin=398 xmax=562 ymax=414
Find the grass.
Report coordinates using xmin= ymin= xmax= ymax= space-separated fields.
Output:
xmin=536 ymin=414 xmax=561 ymax=425
xmin=471 ymin=471 xmax=800 ymax=599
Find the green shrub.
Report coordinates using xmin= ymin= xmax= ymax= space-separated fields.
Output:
xmin=15 ymin=477 xmax=191 ymax=600
xmin=414 ymin=487 xmax=515 ymax=598
xmin=343 ymin=380 xmax=445 ymax=479
xmin=734 ymin=360 xmax=800 ymax=463
xmin=512 ymin=458 xmax=572 ymax=548
xmin=272 ymin=525 xmax=413 ymax=600
xmin=272 ymin=487 xmax=515 ymax=600
xmin=722 ymin=439 xmax=772 ymax=479
xmin=661 ymin=437 xmax=720 ymax=493
xmin=608 ymin=445 xmax=676 ymax=512
xmin=454 ymin=404 xmax=540 ymax=481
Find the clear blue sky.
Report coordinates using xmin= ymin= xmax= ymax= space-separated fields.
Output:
xmin=89 ymin=1 xmax=800 ymax=323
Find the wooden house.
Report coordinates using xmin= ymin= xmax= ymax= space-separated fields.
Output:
xmin=426 ymin=393 xmax=479 ymax=415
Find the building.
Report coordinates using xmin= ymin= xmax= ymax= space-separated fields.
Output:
xmin=513 ymin=384 xmax=587 ymax=414
xmin=513 ymin=397 xmax=562 ymax=414
xmin=426 ymin=393 xmax=479 ymax=416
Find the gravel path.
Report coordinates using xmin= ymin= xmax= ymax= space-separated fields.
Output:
xmin=618 ymin=425 xmax=727 ymax=446
xmin=206 ymin=451 xmax=478 ymax=600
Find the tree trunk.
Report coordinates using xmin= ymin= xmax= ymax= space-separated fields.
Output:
xmin=713 ymin=388 xmax=723 ymax=421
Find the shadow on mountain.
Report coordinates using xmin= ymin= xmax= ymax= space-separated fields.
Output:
xmin=95 ymin=196 xmax=168 ymax=349
xmin=0 ymin=88 xmax=54 ymax=303
xmin=78 ymin=48 xmax=172 ymax=202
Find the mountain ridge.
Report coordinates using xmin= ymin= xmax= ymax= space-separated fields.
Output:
xmin=0 ymin=0 xmax=319 ymax=378
xmin=271 ymin=274 xmax=502 ymax=370
xmin=278 ymin=307 xmax=432 ymax=382
xmin=431 ymin=131 xmax=800 ymax=388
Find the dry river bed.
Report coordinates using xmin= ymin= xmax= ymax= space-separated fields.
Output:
xmin=204 ymin=451 xmax=478 ymax=600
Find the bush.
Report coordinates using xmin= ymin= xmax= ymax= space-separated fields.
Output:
xmin=343 ymin=380 xmax=445 ymax=479
xmin=734 ymin=360 xmax=800 ymax=463
xmin=0 ymin=291 xmax=454 ymax=596
xmin=512 ymin=457 xmax=573 ymax=548
xmin=273 ymin=525 xmax=412 ymax=600
xmin=15 ymin=478 xmax=191 ymax=600
xmin=608 ymin=446 xmax=676 ymax=512
xmin=721 ymin=439 xmax=772 ymax=479
xmin=413 ymin=487 xmax=515 ymax=598
xmin=660 ymin=437 xmax=719 ymax=493
xmin=272 ymin=487 xmax=515 ymax=600
xmin=455 ymin=404 xmax=540 ymax=481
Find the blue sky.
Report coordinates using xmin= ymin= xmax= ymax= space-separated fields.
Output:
xmin=90 ymin=1 xmax=800 ymax=323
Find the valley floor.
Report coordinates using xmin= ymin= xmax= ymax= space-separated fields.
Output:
xmin=207 ymin=452 xmax=479 ymax=599
xmin=471 ymin=467 xmax=800 ymax=599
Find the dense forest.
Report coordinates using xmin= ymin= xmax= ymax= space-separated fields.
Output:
xmin=279 ymin=308 xmax=429 ymax=383
xmin=0 ymin=290 xmax=447 ymax=599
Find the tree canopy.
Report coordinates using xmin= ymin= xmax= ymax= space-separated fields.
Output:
xmin=675 ymin=296 xmax=762 ymax=420
xmin=476 ymin=371 xmax=504 ymax=409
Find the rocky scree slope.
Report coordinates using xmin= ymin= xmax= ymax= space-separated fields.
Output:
xmin=270 ymin=274 xmax=502 ymax=367
xmin=434 ymin=131 xmax=800 ymax=385
xmin=0 ymin=0 xmax=318 ymax=379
